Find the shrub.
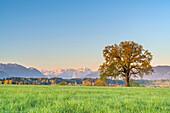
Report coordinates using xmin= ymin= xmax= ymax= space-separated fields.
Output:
xmin=85 ymin=81 xmax=92 ymax=86
xmin=140 ymin=85 xmax=145 ymax=87
xmin=57 ymin=81 xmax=67 ymax=85
xmin=133 ymin=81 xmax=140 ymax=87
xmin=4 ymin=80 xmax=9 ymax=84
xmin=68 ymin=83 xmax=72 ymax=86
xmin=95 ymin=79 xmax=108 ymax=86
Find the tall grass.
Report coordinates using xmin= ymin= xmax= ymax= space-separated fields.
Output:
xmin=0 ymin=85 xmax=169 ymax=113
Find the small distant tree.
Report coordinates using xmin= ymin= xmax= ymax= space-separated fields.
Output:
xmin=92 ymin=82 xmax=95 ymax=86
xmin=68 ymin=83 xmax=72 ymax=86
xmin=95 ymin=79 xmax=108 ymax=86
xmin=85 ymin=81 xmax=92 ymax=86
xmin=50 ymin=80 xmax=54 ymax=84
xmin=46 ymin=80 xmax=49 ymax=83
xmin=82 ymin=81 xmax=85 ymax=86
xmin=99 ymin=41 xmax=154 ymax=87
xmin=4 ymin=80 xmax=9 ymax=84
xmin=19 ymin=82 xmax=23 ymax=85
xmin=57 ymin=81 xmax=67 ymax=85
xmin=9 ymin=80 xmax=12 ymax=84
xmin=15 ymin=81 xmax=18 ymax=85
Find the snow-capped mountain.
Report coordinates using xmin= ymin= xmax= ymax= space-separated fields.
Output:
xmin=0 ymin=63 xmax=45 ymax=78
xmin=41 ymin=67 xmax=98 ymax=79
xmin=41 ymin=66 xmax=170 ymax=80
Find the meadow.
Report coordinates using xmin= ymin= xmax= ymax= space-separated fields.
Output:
xmin=0 ymin=85 xmax=169 ymax=113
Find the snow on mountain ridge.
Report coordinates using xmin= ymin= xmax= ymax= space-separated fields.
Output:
xmin=41 ymin=66 xmax=170 ymax=80
xmin=41 ymin=67 xmax=94 ymax=79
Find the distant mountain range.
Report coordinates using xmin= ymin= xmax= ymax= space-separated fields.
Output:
xmin=41 ymin=68 xmax=99 ymax=79
xmin=0 ymin=63 xmax=170 ymax=80
xmin=0 ymin=63 xmax=45 ymax=78
xmin=143 ymin=66 xmax=170 ymax=80
xmin=41 ymin=66 xmax=170 ymax=80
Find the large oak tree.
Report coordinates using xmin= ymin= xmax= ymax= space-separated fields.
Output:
xmin=99 ymin=41 xmax=154 ymax=87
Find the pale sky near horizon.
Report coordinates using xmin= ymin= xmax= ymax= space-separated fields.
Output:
xmin=0 ymin=0 xmax=170 ymax=71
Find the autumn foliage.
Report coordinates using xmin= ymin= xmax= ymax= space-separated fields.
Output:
xmin=95 ymin=79 xmax=108 ymax=86
xmin=4 ymin=80 xmax=9 ymax=84
xmin=99 ymin=41 xmax=154 ymax=87
xmin=85 ymin=81 xmax=92 ymax=86
xmin=57 ymin=81 xmax=67 ymax=85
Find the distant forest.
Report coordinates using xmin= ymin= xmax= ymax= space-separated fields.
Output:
xmin=0 ymin=77 xmax=169 ymax=88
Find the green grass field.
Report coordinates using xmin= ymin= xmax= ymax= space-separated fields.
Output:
xmin=0 ymin=85 xmax=169 ymax=113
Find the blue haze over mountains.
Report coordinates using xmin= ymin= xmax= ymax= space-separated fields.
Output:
xmin=0 ymin=63 xmax=45 ymax=78
xmin=0 ymin=63 xmax=169 ymax=80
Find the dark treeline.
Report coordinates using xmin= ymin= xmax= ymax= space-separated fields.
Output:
xmin=0 ymin=77 xmax=169 ymax=88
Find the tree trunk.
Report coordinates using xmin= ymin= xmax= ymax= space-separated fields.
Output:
xmin=125 ymin=74 xmax=130 ymax=87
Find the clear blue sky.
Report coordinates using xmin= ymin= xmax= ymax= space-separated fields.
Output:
xmin=0 ymin=0 xmax=170 ymax=71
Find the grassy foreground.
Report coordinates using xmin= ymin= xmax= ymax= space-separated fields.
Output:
xmin=0 ymin=85 xmax=169 ymax=113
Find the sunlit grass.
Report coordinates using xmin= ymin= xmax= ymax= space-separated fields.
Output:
xmin=0 ymin=85 xmax=169 ymax=113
